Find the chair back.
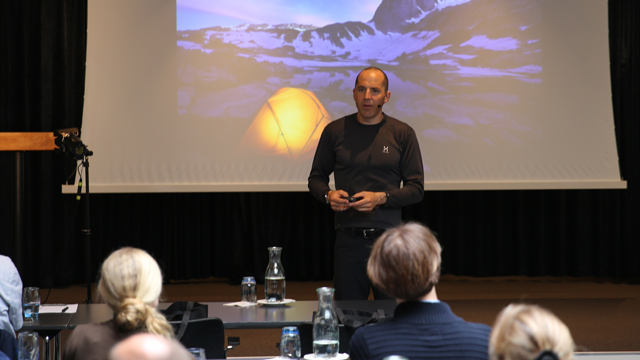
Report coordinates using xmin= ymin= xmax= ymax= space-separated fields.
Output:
xmin=169 ymin=318 xmax=226 ymax=359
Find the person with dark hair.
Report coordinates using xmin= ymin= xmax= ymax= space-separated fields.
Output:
xmin=349 ymin=222 xmax=491 ymax=360
xmin=63 ymin=248 xmax=174 ymax=360
xmin=308 ymin=66 xmax=424 ymax=300
xmin=489 ymin=304 xmax=574 ymax=360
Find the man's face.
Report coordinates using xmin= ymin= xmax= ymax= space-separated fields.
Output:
xmin=353 ymin=69 xmax=390 ymax=124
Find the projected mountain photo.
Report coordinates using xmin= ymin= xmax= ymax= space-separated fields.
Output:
xmin=177 ymin=0 xmax=542 ymax=176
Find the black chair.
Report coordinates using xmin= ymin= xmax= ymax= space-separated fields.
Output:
xmin=169 ymin=318 xmax=227 ymax=359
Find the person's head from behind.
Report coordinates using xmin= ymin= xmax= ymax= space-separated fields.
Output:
xmin=489 ymin=304 xmax=574 ymax=360
xmin=109 ymin=333 xmax=192 ymax=360
xmin=367 ymin=222 xmax=441 ymax=301
xmin=98 ymin=247 xmax=173 ymax=337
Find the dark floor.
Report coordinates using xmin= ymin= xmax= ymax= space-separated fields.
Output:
xmin=42 ymin=276 xmax=640 ymax=357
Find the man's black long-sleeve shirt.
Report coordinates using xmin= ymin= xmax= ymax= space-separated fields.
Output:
xmin=308 ymin=113 xmax=424 ymax=229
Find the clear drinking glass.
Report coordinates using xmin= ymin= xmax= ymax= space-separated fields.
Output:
xmin=22 ymin=287 xmax=40 ymax=321
xmin=265 ymin=247 xmax=286 ymax=302
xmin=280 ymin=326 xmax=301 ymax=359
xmin=187 ymin=347 xmax=206 ymax=360
xmin=18 ymin=331 xmax=39 ymax=360
xmin=241 ymin=276 xmax=257 ymax=303
xmin=313 ymin=287 xmax=339 ymax=358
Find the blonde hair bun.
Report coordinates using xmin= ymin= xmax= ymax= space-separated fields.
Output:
xmin=115 ymin=297 xmax=150 ymax=332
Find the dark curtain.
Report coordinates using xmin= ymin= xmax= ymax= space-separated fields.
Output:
xmin=1 ymin=0 xmax=638 ymax=289
xmin=0 ymin=1 xmax=87 ymax=286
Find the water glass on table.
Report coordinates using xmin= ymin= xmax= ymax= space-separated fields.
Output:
xmin=241 ymin=276 xmax=257 ymax=303
xmin=22 ymin=287 xmax=40 ymax=321
xmin=18 ymin=331 xmax=39 ymax=360
xmin=187 ymin=347 xmax=206 ymax=359
xmin=280 ymin=326 xmax=301 ymax=359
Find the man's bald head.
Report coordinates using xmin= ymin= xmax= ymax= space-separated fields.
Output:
xmin=355 ymin=67 xmax=389 ymax=93
xmin=109 ymin=333 xmax=193 ymax=360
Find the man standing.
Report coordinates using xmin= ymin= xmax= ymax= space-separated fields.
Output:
xmin=308 ymin=67 xmax=424 ymax=300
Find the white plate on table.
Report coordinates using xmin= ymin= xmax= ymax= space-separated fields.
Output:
xmin=303 ymin=353 xmax=349 ymax=359
xmin=257 ymin=299 xmax=296 ymax=306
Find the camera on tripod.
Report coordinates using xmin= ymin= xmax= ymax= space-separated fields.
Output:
xmin=55 ymin=128 xmax=93 ymax=160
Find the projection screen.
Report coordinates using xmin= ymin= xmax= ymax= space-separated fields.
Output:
xmin=71 ymin=0 xmax=624 ymax=193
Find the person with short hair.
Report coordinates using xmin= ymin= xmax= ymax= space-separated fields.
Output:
xmin=108 ymin=333 xmax=193 ymax=360
xmin=349 ymin=222 xmax=491 ymax=360
xmin=489 ymin=304 xmax=575 ymax=360
xmin=63 ymin=248 xmax=174 ymax=360
xmin=308 ymin=67 xmax=424 ymax=300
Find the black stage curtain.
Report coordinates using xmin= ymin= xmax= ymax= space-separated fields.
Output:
xmin=1 ymin=1 xmax=638 ymax=288
xmin=1 ymin=0 xmax=87 ymax=286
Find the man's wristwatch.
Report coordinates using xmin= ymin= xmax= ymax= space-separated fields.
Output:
xmin=324 ymin=191 xmax=330 ymax=204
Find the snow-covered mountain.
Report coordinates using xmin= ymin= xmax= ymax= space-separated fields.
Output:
xmin=371 ymin=0 xmax=440 ymax=33
xmin=177 ymin=0 xmax=543 ymax=155
xmin=178 ymin=0 xmax=540 ymax=75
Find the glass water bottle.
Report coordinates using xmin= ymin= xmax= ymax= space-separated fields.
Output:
xmin=265 ymin=246 xmax=286 ymax=302
xmin=313 ymin=287 xmax=339 ymax=358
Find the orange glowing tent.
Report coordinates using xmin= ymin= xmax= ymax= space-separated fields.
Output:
xmin=239 ymin=87 xmax=331 ymax=161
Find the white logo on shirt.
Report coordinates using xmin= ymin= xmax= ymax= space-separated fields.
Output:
xmin=382 ymin=146 xmax=389 ymax=154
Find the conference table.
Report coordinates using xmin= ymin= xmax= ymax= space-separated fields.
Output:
xmin=23 ymin=301 xmax=640 ymax=360
xmin=23 ymin=300 xmax=397 ymax=359
xmin=20 ymin=313 xmax=74 ymax=360
xmin=68 ymin=300 xmax=397 ymax=329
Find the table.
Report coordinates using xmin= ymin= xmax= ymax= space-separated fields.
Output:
xmin=204 ymin=300 xmax=397 ymax=329
xmin=25 ymin=300 xmax=397 ymax=359
xmin=66 ymin=300 xmax=397 ymax=329
xmin=20 ymin=313 xmax=74 ymax=360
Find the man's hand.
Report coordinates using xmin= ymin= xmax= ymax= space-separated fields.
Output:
xmin=328 ymin=190 xmax=351 ymax=212
xmin=350 ymin=191 xmax=387 ymax=212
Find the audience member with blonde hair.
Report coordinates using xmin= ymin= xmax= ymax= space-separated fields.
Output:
xmin=349 ymin=222 xmax=492 ymax=360
xmin=63 ymin=247 xmax=174 ymax=360
xmin=489 ymin=304 xmax=574 ymax=360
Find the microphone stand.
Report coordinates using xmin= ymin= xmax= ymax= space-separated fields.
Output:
xmin=81 ymin=155 xmax=92 ymax=304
